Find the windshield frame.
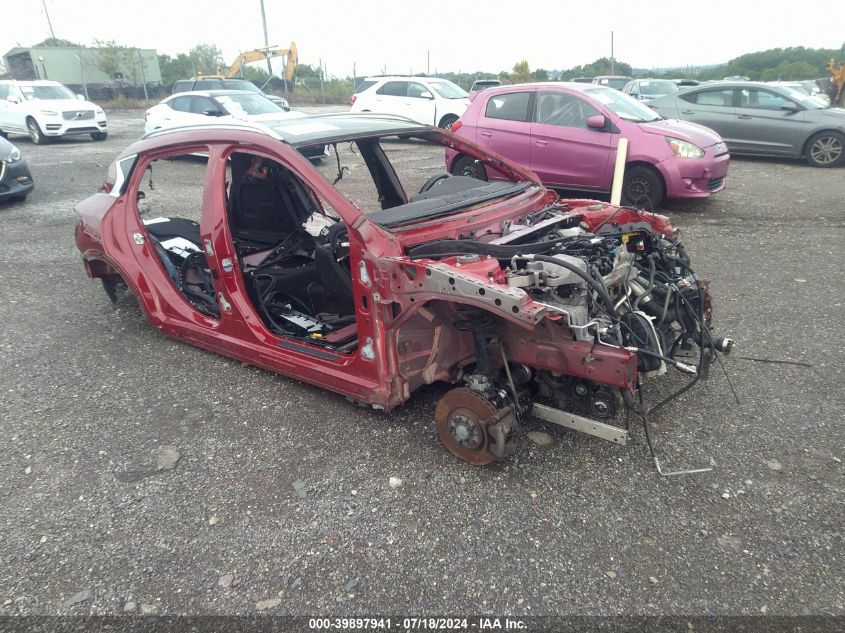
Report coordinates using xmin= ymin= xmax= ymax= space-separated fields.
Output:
xmin=778 ymin=86 xmax=828 ymax=110
xmin=637 ymin=80 xmax=680 ymax=96
xmin=428 ymin=81 xmax=468 ymax=99
xmin=215 ymin=93 xmax=282 ymax=116
xmin=584 ymin=86 xmax=662 ymax=122
xmin=20 ymin=84 xmax=76 ymax=101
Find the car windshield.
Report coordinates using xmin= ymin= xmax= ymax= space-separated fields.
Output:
xmin=20 ymin=84 xmax=76 ymax=100
xmin=429 ymin=81 xmax=468 ymax=99
xmin=638 ymin=80 xmax=679 ymax=96
xmin=216 ymin=93 xmax=281 ymax=115
xmin=598 ymin=78 xmax=630 ymax=90
xmin=780 ymin=87 xmax=827 ymax=110
xmin=585 ymin=87 xmax=662 ymax=122
xmin=221 ymin=80 xmax=263 ymax=94
xmin=312 ymin=132 xmax=533 ymax=228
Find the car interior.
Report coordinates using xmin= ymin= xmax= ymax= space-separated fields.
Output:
xmin=225 ymin=151 xmax=359 ymax=351
xmin=138 ymin=135 xmax=526 ymax=352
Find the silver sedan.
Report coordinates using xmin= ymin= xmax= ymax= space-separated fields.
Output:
xmin=648 ymin=81 xmax=845 ymax=167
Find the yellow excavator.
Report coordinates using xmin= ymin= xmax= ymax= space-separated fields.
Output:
xmin=228 ymin=43 xmax=298 ymax=82
xmin=828 ymin=58 xmax=845 ymax=107
xmin=198 ymin=43 xmax=298 ymax=83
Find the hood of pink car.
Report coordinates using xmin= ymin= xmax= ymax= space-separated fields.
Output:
xmin=637 ymin=118 xmax=722 ymax=148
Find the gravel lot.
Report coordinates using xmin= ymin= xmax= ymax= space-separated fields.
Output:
xmin=0 ymin=106 xmax=842 ymax=619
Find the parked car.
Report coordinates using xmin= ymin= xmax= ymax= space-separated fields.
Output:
xmin=470 ymin=79 xmax=502 ymax=93
xmin=647 ymin=81 xmax=845 ymax=167
xmin=0 ymin=136 xmax=34 ymax=202
xmin=144 ymin=91 xmax=327 ymax=161
xmin=446 ymin=82 xmax=730 ymax=208
xmin=349 ymin=76 xmax=470 ymax=130
xmin=766 ymin=80 xmax=830 ymax=107
xmin=0 ymin=80 xmax=108 ymax=144
xmin=622 ymin=79 xmax=680 ymax=102
xmin=145 ymin=90 xmax=302 ymax=134
xmin=571 ymin=77 xmax=594 ymax=84
xmin=171 ymin=78 xmax=289 ymax=111
xmin=72 ymin=113 xmax=730 ymax=465
xmin=674 ymin=79 xmax=700 ymax=87
xmin=591 ymin=76 xmax=633 ymax=90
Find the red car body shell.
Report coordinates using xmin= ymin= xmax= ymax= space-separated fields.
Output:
xmin=75 ymin=124 xmax=677 ymax=411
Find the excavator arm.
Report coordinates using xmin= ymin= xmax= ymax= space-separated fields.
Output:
xmin=829 ymin=58 xmax=845 ymax=108
xmin=226 ymin=43 xmax=298 ymax=82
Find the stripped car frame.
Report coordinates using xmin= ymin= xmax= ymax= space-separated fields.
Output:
xmin=74 ymin=114 xmax=732 ymax=467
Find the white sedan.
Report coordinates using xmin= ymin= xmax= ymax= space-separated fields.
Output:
xmin=144 ymin=90 xmax=304 ymax=135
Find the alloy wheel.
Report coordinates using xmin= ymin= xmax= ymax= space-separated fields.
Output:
xmin=810 ymin=136 xmax=843 ymax=165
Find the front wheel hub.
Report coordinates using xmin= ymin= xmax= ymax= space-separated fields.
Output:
xmin=449 ymin=414 xmax=483 ymax=449
xmin=434 ymin=388 xmax=501 ymax=465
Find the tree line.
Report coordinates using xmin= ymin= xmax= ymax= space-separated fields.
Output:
xmin=30 ymin=38 xmax=844 ymax=88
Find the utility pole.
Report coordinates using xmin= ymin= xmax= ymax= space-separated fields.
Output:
xmin=318 ymin=57 xmax=324 ymax=104
xmin=610 ymin=31 xmax=615 ymax=76
xmin=136 ymin=48 xmax=149 ymax=106
xmin=76 ymin=48 xmax=88 ymax=99
xmin=259 ymin=0 xmax=275 ymax=83
xmin=42 ymin=0 xmax=56 ymax=40
xmin=427 ymin=50 xmax=430 ymax=76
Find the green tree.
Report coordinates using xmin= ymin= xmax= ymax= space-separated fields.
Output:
xmin=532 ymin=68 xmax=549 ymax=82
xmin=92 ymin=39 xmax=144 ymax=84
xmin=511 ymin=60 xmax=532 ymax=83
xmin=189 ymin=43 xmax=225 ymax=75
xmin=158 ymin=53 xmax=195 ymax=85
xmin=296 ymin=63 xmax=323 ymax=80
xmin=93 ymin=39 xmax=126 ymax=79
xmin=241 ymin=65 xmax=270 ymax=83
xmin=34 ymin=37 xmax=80 ymax=47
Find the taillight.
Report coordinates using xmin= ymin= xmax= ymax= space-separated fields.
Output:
xmin=450 ymin=120 xmax=462 ymax=133
xmin=98 ymin=182 xmax=113 ymax=194
xmin=349 ymin=94 xmax=357 ymax=105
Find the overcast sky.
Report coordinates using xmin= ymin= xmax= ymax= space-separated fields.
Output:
xmin=5 ymin=0 xmax=844 ymax=77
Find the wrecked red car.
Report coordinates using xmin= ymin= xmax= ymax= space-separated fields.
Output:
xmin=74 ymin=114 xmax=732 ymax=466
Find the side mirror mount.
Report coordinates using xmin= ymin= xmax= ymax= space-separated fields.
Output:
xmin=586 ymin=114 xmax=608 ymax=130
xmin=419 ymin=91 xmax=434 ymax=99
xmin=76 ymin=93 xmax=85 ymax=100
xmin=203 ymin=109 xmax=224 ymax=117
xmin=7 ymin=94 xmax=21 ymax=104
xmin=780 ymin=103 xmax=802 ymax=113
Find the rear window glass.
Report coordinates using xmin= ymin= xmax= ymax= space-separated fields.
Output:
xmin=194 ymin=80 xmax=220 ymax=90
xmin=355 ymin=80 xmax=378 ymax=93
xmin=485 ymin=92 xmax=531 ymax=122
xmin=376 ymin=81 xmax=407 ymax=97
xmin=683 ymin=89 xmax=734 ymax=106
xmin=172 ymin=81 xmax=193 ymax=93
xmin=169 ymin=95 xmax=191 ymax=111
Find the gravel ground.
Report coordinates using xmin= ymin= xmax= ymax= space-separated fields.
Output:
xmin=0 ymin=106 xmax=842 ymax=618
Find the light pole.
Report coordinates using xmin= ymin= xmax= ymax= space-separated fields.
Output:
xmin=75 ymin=49 xmax=89 ymax=99
xmin=41 ymin=0 xmax=56 ymax=40
xmin=37 ymin=56 xmax=48 ymax=80
xmin=610 ymin=31 xmax=615 ymax=76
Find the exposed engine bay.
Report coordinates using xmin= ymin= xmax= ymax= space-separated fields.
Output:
xmin=400 ymin=201 xmax=734 ymax=471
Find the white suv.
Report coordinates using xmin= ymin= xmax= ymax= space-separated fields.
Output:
xmin=0 ymin=80 xmax=108 ymax=144
xmin=349 ymin=76 xmax=469 ymax=130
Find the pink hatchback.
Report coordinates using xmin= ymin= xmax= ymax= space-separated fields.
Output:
xmin=445 ymin=83 xmax=730 ymax=208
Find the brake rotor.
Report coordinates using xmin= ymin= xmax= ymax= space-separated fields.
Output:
xmin=434 ymin=388 xmax=499 ymax=465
